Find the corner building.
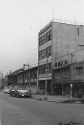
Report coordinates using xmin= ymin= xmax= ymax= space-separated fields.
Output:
xmin=38 ymin=19 xmax=84 ymax=95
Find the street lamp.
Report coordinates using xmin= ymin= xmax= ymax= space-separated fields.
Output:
xmin=70 ymin=54 xmax=74 ymax=98
xmin=70 ymin=84 xmax=73 ymax=98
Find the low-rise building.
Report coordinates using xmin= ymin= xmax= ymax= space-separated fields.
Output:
xmin=17 ymin=66 xmax=38 ymax=93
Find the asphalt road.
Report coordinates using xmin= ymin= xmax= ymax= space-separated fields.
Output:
xmin=0 ymin=92 xmax=84 ymax=125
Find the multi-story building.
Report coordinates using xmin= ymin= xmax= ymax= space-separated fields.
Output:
xmin=38 ymin=19 xmax=84 ymax=95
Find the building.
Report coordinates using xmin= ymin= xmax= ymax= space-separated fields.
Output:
xmin=71 ymin=61 xmax=84 ymax=97
xmin=17 ymin=65 xmax=38 ymax=93
xmin=38 ymin=19 xmax=84 ymax=95
xmin=4 ymin=68 xmax=23 ymax=86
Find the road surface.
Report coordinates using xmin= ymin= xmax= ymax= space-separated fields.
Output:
xmin=0 ymin=92 xmax=84 ymax=125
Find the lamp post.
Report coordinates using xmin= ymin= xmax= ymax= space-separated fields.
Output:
xmin=45 ymin=54 xmax=49 ymax=99
xmin=70 ymin=84 xmax=73 ymax=98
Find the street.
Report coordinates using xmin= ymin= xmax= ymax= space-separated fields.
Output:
xmin=0 ymin=92 xmax=84 ymax=125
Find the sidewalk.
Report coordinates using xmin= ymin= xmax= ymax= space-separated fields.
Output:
xmin=30 ymin=93 xmax=84 ymax=104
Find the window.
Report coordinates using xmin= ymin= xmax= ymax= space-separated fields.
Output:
xmin=39 ymin=46 xmax=51 ymax=60
xmin=64 ymin=69 xmax=69 ymax=76
xmin=74 ymin=66 xmax=83 ymax=75
xmin=39 ymin=30 xmax=51 ymax=46
xmin=56 ymin=71 xmax=61 ymax=77
xmin=39 ymin=35 xmax=45 ymax=46
xmin=46 ymin=32 xmax=49 ymax=42
xmin=49 ymin=62 xmax=51 ymax=73
xmin=46 ymin=30 xmax=51 ymax=42
xmin=48 ymin=30 xmax=51 ymax=41
xmin=55 ymin=63 xmax=57 ymax=67
xmin=58 ymin=62 xmax=61 ymax=67
xmin=39 ymin=63 xmax=51 ymax=75
xmin=46 ymin=46 xmax=51 ymax=57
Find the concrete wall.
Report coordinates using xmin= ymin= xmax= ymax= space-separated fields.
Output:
xmin=52 ymin=22 xmax=84 ymax=68
xmin=38 ymin=24 xmax=52 ymax=80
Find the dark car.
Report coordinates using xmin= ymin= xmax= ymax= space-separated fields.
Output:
xmin=9 ymin=85 xmax=17 ymax=96
xmin=9 ymin=87 xmax=16 ymax=96
xmin=14 ymin=86 xmax=30 ymax=98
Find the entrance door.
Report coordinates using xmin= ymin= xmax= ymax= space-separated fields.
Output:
xmin=54 ymin=84 xmax=62 ymax=95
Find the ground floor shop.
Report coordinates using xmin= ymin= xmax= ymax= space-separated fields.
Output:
xmin=38 ymin=79 xmax=51 ymax=94
xmin=72 ymin=83 xmax=84 ymax=97
xmin=53 ymin=84 xmax=70 ymax=95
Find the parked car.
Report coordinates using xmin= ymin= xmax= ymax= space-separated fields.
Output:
xmin=14 ymin=86 xmax=30 ymax=98
xmin=4 ymin=87 xmax=10 ymax=94
xmin=9 ymin=86 xmax=17 ymax=96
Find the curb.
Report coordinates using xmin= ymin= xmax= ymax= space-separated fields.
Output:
xmin=30 ymin=97 xmax=84 ymax=104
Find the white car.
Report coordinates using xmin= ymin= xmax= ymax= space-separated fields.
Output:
xmin=4 ymin=88 xmax=10 ymax=94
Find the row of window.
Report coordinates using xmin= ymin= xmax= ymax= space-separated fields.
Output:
xmin=39 ymin=30 xmax=51 ymax=46
xmin=39 ymin=62 xmax=51 ymax=75
xmin=55 ymin=60 xmax=68 ymax=67
xmin=39 ymin=46 xmax=51 ymax=60
xmin=55 ymin=69 xmax=69 ymax=77
xmin=18 ymin=71 xmax=37 ymax=80
xmin=55 ymin=66 xmax=83 ymax=78
xmin=74 ymin=66 xmax=83 ymax=75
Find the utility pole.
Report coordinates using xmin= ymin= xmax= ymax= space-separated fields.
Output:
xmin=23 ymin=64 xmax=25 ymax=86
xmin=45 ymin=55 xmax=49 ymax=99
xmin=7 ymin=72 xmax=8 ymax=86
xmin=28 ymin=63 xmax=31 ymax=96
xmin=23 ymin=63 xmax=31 ymax=96
xmin=28 ymin=64 xmax=30 ymax=89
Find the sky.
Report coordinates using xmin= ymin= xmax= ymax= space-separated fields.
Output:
xmin=0 ymin=0 xmax=84 ymax=77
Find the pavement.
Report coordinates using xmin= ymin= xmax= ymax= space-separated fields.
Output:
xmin=31 ymin=93 xmax=84 ymax=104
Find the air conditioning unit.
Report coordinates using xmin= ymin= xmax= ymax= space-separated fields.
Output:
xmin=60 ymin=61 xmax=63 ymax=66
xmin=55 ymin=63 xmax=57 ymax=67
xmin=65 ymin=60 xmax=68 ymax=65
xmin=58 ymin=62 xmax=61 ymax=67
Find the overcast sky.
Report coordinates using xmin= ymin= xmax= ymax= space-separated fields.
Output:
xmin=0 ymin=0 xmax=84 ymax=77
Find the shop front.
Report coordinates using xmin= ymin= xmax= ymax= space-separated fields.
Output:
xmin=72 ymin=82 xmax=84 ymax=97
xmin=53 ymin=84 xmax=62 ymax=95
xmin=38 ymin=79 xmax=51 ymax=93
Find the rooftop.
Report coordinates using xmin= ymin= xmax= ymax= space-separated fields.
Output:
xmin=39 ymin=18 xmax=84 ymax=34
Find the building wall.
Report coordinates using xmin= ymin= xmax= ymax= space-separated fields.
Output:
xmin=17 ymin=67 xmax=38 ymax=93
xmin=52 ymin=22 xmax=84 ymax=69
xmin=71 ymin=61 xmax=84 ymax=81
xmin=38 ymin=23 xmax=52 ymax=81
